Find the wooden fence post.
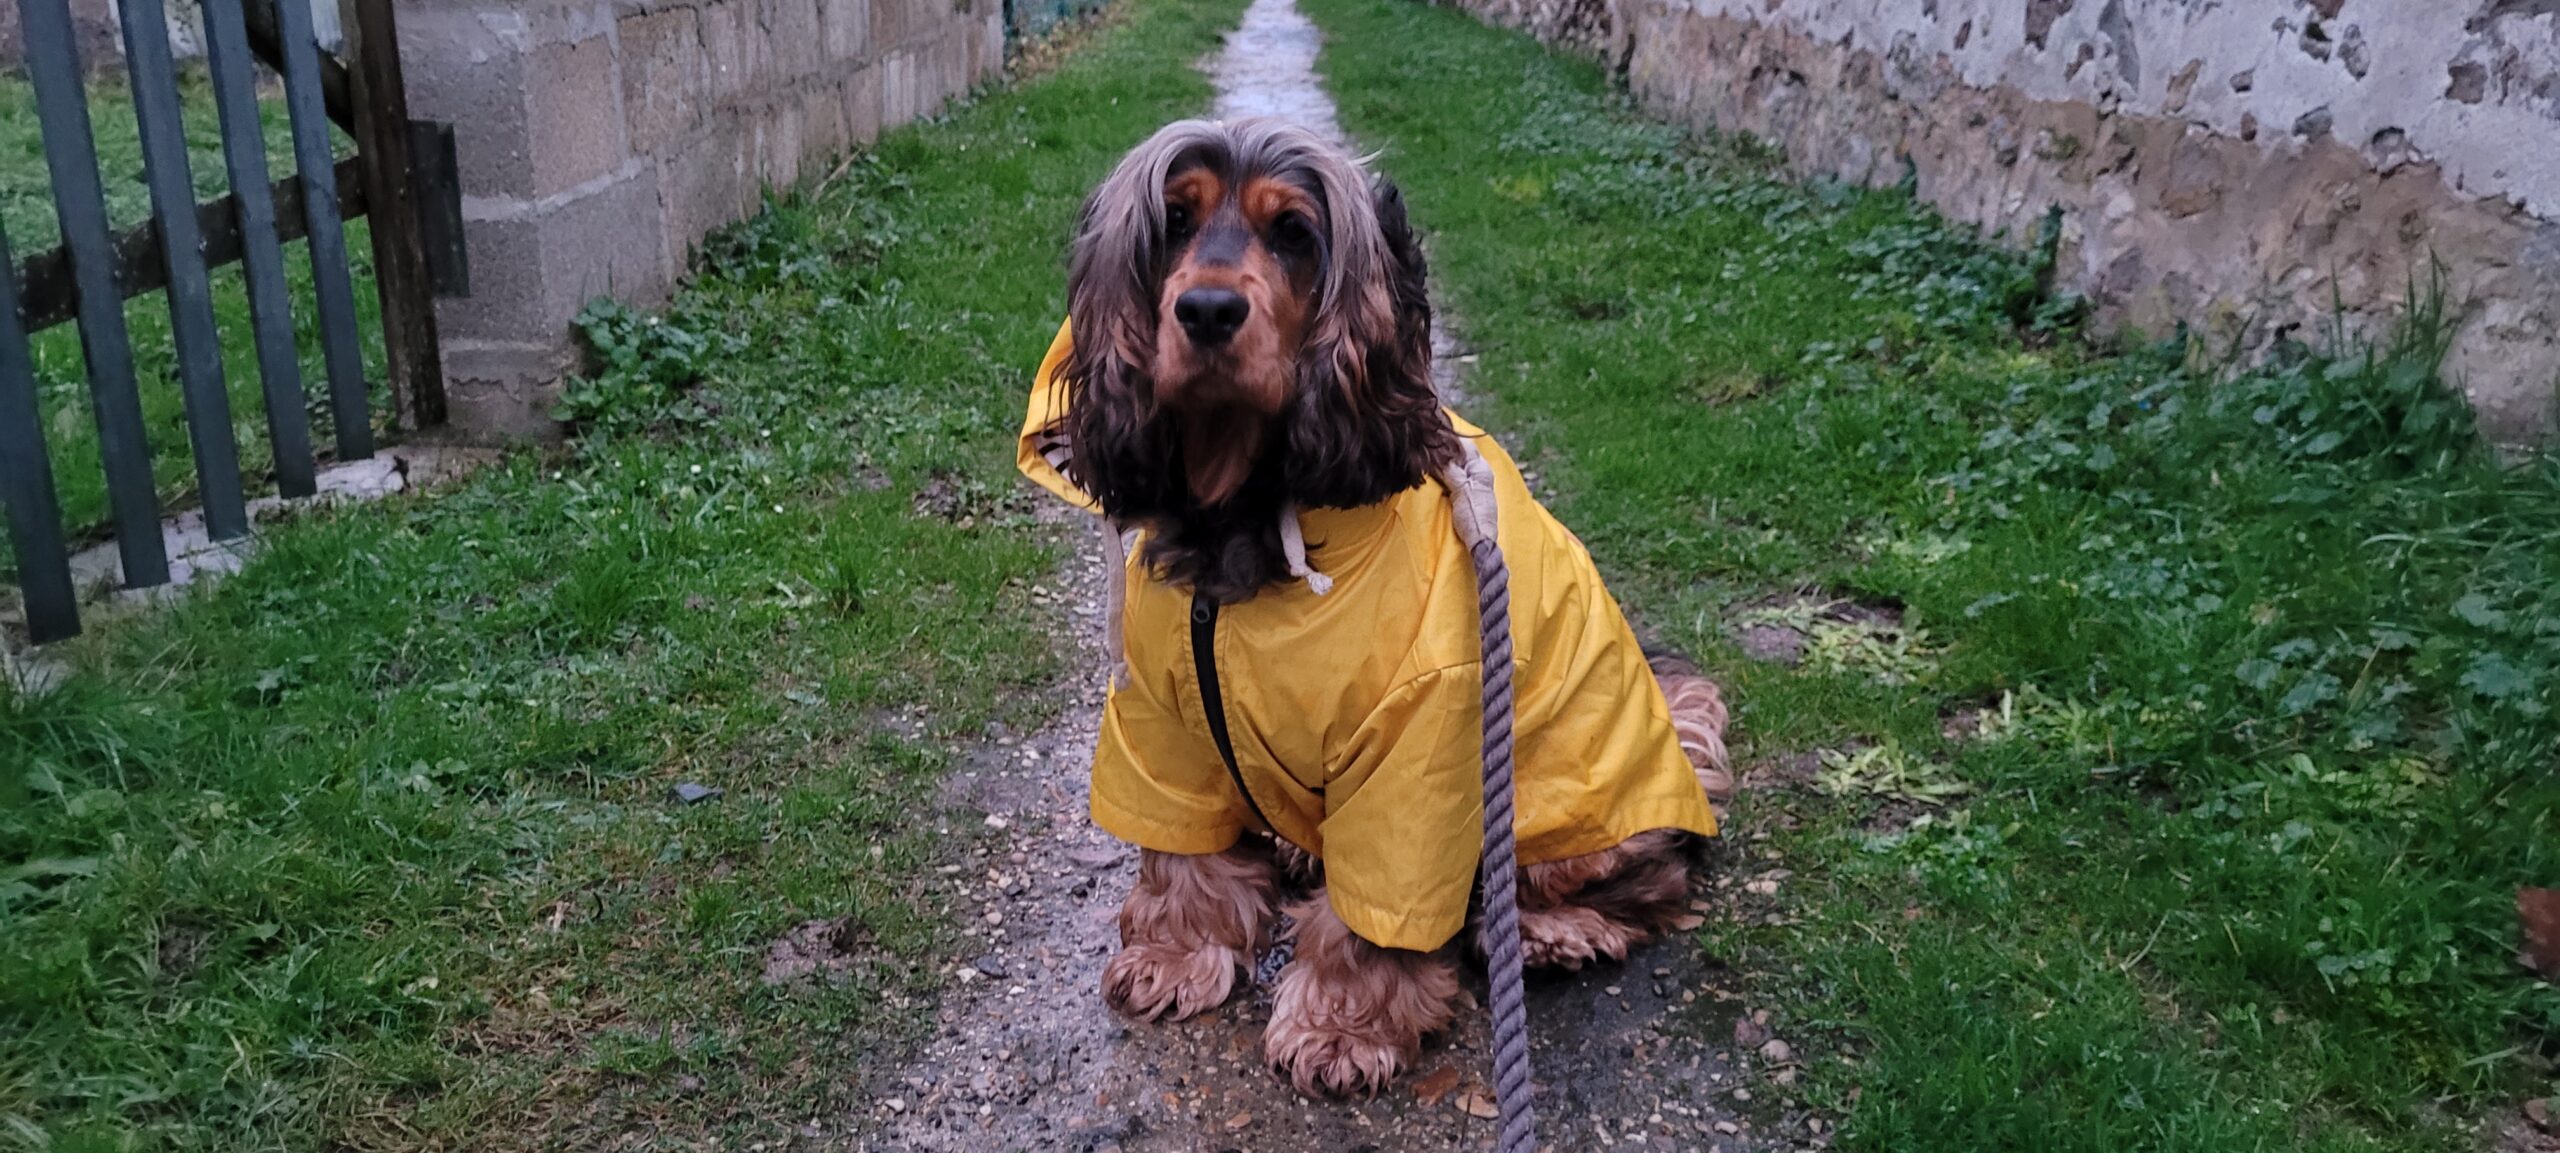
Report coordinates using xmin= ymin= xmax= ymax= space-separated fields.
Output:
xmin=340 ymin=0 xmax=446 ymax=431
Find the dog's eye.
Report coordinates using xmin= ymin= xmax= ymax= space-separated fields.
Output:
xmin=1164 ymin=204 xmax=1195 ymax=241
xmin=1268 ymin=212 xmax=1316 ymax=255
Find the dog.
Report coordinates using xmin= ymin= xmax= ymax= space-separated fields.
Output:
xmin=1012 ymin=118 xmax=1736 ymax=1097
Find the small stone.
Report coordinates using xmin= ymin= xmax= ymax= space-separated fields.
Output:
xmin=973 ymin=955 xmax=1009 ymax=980
xmin=1068 ymin=845 xmax=1126 ymax=869
xmin=1606 ymin=985 xmax=1624 ymax=997
xmin=1734 ymin=1017 xmax=1770 ymax=1049
xmin=1714 ymin=1120 xmax=1740 ymax=1135
xmin=984 ymin=814 xmax=1011 ymax=830
xmin=2449 ymin=61 xmax=2488 ymax=104
xmin=1759 ymin=1039 xmax=1795 ymax=1064
xmin=672 ymin=783 xmax=722 ymax=805
xmin=884 ymin=1097 xmax=907 ymax=1112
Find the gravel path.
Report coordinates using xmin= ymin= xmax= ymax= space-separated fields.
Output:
xmin=843 ymin=6 xmax=1806 ymax=1149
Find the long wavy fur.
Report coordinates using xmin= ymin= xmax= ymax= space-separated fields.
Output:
xmin=1058 ymin=119 xmax=1456 ymax=603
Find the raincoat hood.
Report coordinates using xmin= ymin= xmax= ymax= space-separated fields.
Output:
xmin=1018 ymin=320 xmax=1716 ymax=951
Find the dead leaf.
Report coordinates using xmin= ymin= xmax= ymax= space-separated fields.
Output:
xmin=2520 ymin=888 xmax=2560 ymax=980
xmin=1454 ymin=1087 xmax=1500 ymax=1119
xmin=1413 ymin=1066 xmax=1462 ymax=1106
xmin=1224 ymin=1110 xmax=1251 ymax=1130
xmin=1669 ymin=912 xmax=1706 ymax=931
xmin=2527 ymin=1097 xmax=2553 ymax=1133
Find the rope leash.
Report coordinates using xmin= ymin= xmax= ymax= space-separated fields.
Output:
xmin=1438 ymin=443 xmax=1538 ymax=1153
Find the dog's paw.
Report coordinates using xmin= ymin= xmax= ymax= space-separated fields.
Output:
xmin=1101 ymin=942 xmax=1244 ymax=1022
xmin=1264 ymin=1015 xmax=1408 ymax=1098
xmin=1512 ymin=905 xmax=1646 ymax=971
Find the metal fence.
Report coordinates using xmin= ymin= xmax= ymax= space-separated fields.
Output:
xmin=0 ymin=0 xmax=464 ymax=645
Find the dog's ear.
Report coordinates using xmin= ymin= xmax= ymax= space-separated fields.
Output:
xmin=1371 ymin=177 xmax=1434 ymax=378
xmin=1063 ymin=174 xmax=1183 ymax=520
xmin=1281 ymin=173 xmax=1456 ymax=509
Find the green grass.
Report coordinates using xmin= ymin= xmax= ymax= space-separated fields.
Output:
xmin=0 ymin=2 xmax=1244 ymax=1147
xmin=1306 ymin=0 xmax=2559 ymax=1147
xmin=1 ymin=68 xmax=385 ymax=570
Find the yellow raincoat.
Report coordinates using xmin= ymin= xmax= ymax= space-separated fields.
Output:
xmin=1018 ymin=321 xmax=1716 ymax=951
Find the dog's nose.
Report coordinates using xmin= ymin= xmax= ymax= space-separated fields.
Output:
xmin=1174 ymin=288 xmax=1250 ymax=346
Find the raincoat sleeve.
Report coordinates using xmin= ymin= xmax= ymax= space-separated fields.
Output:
xmin=1017 ymin=319 xmax=1100 ymax=513
xmin=1086 ymin=581 xmax=1253 ymax=857
xmin=1317 ymin=665 xmax=1488 ymax=953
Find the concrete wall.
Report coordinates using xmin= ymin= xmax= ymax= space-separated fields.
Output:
xmin=1453 ymin=0 xmax=2560 ymax=442
xmin=399 ymin=0 xmax=1003 ymax=437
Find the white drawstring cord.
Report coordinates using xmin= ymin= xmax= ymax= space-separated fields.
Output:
xmin=1278 ymin=503 xmax=1333 ymax=595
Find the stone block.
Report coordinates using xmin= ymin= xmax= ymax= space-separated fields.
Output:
xmin=442 ymin=164 xmax=671 ymax=345
xmin=526 ymin=32 xmax=629 ymax=198
xmin=824 ymin=0 xmax=871 ymax=59
xmin=921 ymin=32 xmax=950 ymax=108
xmin=871 ymin=0 xmax=909 ymax=54
xmin=620 ymin=6 xmax=706 ymax=156
xmin=876 ymin=49 xmax=908 ymax=127
xmin=801 ymin=81 xmax=851 ymax=162
xmin=398 ymin=6 xmax=535 ymax=199
xmin=439 ymin=339 xmax=579 ymax=442
xmin=844 ymin=63 xmax=883 ymax=145
xmin=974 ymin=10 xmax=1004 ymax=81
xmin=763 ymin=0 xmax=825 ymax=81
xmin=660 ymin=128 xmax=754 ymax=270
xmin=699 ymin=0 xmax=758 ymax=102
xmin=757 ymin=100 xmax=808 ymax=193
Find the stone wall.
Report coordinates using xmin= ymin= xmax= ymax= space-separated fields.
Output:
xmin=1449 ymin=0 xmax=2560 ymax=442
xmin=399 ymin=0 xmax=1002 ymax=437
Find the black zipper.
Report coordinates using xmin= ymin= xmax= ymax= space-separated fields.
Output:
xmin=1191 ymin=591 xmax=1279 ymax=837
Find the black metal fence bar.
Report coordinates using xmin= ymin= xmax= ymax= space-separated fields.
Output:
xmin=271 ymin=0 xmax=373 ymax=459
xmin=18 ymin=0 xmax=170 ymax=588
xmin=0 ymin=223 xmax=80 ymax=644
xmin=202 ymin=0 xmax=320 ymax=497
xmin=122 ymin=0 xmax=251 ymax=542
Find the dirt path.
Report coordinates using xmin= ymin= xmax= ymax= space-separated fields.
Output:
xmin=844 ymin=6 xmax=1793 ymax=1149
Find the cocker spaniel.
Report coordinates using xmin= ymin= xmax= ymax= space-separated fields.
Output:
xmin=1014 ymin=118 xmax=1735 ymax=1097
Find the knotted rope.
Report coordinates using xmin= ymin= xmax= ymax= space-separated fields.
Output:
xmin=1436 ymin=441 xmax=1537 ymax=1153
